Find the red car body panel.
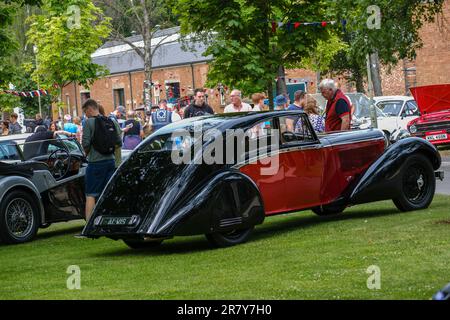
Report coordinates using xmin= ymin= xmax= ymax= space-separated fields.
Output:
xmin=408 ymin=84 xmax=450 ymax=145
xmin=240 ymin=138 xmax=385 ymax=215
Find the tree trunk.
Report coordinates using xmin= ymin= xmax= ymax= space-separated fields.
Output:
xmin=369 ymin=52 xmax=383 ymax=96
xmin=354 ymin=69 xmax=365 ymax=93
xmin=276 ymin=65 xmax=287 ymax=96
xmin=141 ymin=0 xmax=153 ymax=109
xmin=267 ymin=80 xmax=274 ymax=111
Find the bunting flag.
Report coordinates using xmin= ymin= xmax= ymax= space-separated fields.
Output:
xmin=0 ymin=89 xmax=50 ymax=97
xmin=270 ymin=19 xmax=346 ymax=33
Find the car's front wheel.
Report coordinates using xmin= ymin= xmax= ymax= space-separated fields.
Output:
xmin=393 ymin=154 xmax=435 ymax=212
xmin=123 ymin=239 xmax=163 ymax=249
xmin=205 ymin=227 xmax=254 ymax=248
xmin=0 ymin=190 xmax=40 ymax=244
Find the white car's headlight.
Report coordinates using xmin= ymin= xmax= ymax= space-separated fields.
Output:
xmin=409 ymin=125 xmax=417 ymax=134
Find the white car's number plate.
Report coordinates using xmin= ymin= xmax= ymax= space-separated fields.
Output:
xmin=426 ymin=134 xmax=447 ymax=141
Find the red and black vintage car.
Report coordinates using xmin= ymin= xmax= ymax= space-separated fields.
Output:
xmin=408 ymin=84 xmax=450 ymax=146
xmin=81 ymin=111 xmax=442 ymax=248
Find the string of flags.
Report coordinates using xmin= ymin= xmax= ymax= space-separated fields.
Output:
xmin=270 ymin=19 xmax=347 ymax=33
xmin=0 ymin=84 xmax=59 ymax=98
xmin=0 ymin=89 xmax=51 ymax=97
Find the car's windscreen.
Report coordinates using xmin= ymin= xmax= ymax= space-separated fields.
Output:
xmin=12 ymin=136 xmax=83 ymax=161
xmin=376 ymin=101 xmax=404 ymax=116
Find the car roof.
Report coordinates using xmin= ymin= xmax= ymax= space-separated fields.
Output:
xmin=373 ymin=96 xmax=414 ymax=102
xmin=154 ymin=110 xmax=306 ymax=135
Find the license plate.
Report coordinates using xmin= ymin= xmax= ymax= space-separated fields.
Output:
xmin=426 ymin=134 xmax=448 ymax=141
xmin=100 ymin=217 xmax=134 ymax=226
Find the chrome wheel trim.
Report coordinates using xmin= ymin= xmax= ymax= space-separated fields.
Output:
xmin=5 ymin=198 xmax=34 ymax=240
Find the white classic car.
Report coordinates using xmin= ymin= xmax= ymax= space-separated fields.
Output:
xmin=373 ymin=96 xmax=420 ymax=137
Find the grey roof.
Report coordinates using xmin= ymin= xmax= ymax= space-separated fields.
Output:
xmin=92 ymin=40 xmax=212 ymax=75
xmin=100 ymin=26 xmax=181 ymax=49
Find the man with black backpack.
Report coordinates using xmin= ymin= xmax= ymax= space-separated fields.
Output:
xmin=81 ymin=99 xmax=122 ymax=221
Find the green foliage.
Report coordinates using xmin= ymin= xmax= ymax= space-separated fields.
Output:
xmin=330 ymin=0 xmax=444 ymax=90
xmin=174 ymin=0 xmax=333 ymax=96
xmin=27 ymin=0 xmax=111 ymax=97
xmin=297 ymin=34 xmax=347 ymax=73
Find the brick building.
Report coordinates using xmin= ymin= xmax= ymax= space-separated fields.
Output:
xmin=61 ymin=2 xmax=450 ymax=117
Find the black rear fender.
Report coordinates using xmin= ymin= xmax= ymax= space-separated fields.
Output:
xmin=171 ymin=170 xmax=265 ymax=236
xmin=350 ymin=137 xmax=441 ymax=205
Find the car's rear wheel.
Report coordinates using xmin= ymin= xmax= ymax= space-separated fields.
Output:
xmin=312 ymin=204 xmax=346 ymax=216
xmin=0 ymin=190 xmax=39 ymax=244
xmin=205 ymin=227 xmax=254 ymax=248
xmin=393 ymin=154 xmax=435 ymax=212
xmin=123 ymin=239 xmax=163 ymax=249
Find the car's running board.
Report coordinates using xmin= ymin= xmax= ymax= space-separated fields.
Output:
xmin=435 ymin=171 xmax=444 ymax=181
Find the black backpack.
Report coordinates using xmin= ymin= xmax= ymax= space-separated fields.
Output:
xmin=92 ymin=116 xmax=118 ymax=155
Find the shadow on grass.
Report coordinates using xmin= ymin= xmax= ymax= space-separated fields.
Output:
xmin=0 ymin=224 xmax=84 ymax=247
xmin=92 ymin=205 xmax=418 ymax=257
xmin=35 ymin=225 xmax=84 ymax=241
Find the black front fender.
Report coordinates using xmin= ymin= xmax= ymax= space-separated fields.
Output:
xmin=350 ymin=137 xmax=441 ymax=205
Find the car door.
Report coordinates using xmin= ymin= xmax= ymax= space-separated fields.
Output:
xmin=238 ymin=118 xmax=287 ymax=215
xmin=38 ymin=135 xmax=86 ymax=222
xmin=277 ymin=114 xmax=325 ymax=211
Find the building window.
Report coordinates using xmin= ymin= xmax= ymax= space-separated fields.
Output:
xmin=113 ymin=88 xmax=125 ymax=108
xmin=165 ymin=81 xmax=180 ymax=103
xmin=80 ymin=92 xmax=90 ymax=106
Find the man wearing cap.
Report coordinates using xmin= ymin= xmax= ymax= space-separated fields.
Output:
xmin=274 ymin=95 xmax=288 ymax=110
xmin=109 ymin=106 xmax=127 ymax=129
xmin=224 ymin=90 xmax=252 ymax=113
xmin=319 ymin=79 xmax=351 ymax=132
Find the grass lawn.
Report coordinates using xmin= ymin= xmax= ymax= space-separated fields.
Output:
xmin=0 ymin=195 xmax=449 ymax=300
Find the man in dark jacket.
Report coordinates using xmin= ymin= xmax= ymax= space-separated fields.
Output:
xmin=184 ymin=89 xmax=215 ymax=118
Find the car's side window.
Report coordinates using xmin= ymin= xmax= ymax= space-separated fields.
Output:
xmin=278 ymin=115 xmax=316 ymax=145
xmin=248 ymin=119 xmax=274 ymax=140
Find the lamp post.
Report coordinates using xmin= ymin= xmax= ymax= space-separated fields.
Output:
xmin=33 ymin=45 xmax=42 ymax=116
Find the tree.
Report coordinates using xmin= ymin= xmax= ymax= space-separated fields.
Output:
xmin=27 ymin=0 xmax=111 ymax=116
xmin=95 ymin=0 xmax=177 ymax=108
xmin=297 ymin=35 xmax=347 ymax=92
xmin=332 ymin=0 xmax=444 ymax=96
xmin=173 ymin=0 xmax=333 ymax=109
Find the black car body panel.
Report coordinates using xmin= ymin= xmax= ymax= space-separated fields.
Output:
xmin=350 ymin=137 xmax=441 ymax=204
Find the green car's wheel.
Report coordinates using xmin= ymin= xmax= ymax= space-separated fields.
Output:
xmin=0 ymin=190 xmax=40 ymax=244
